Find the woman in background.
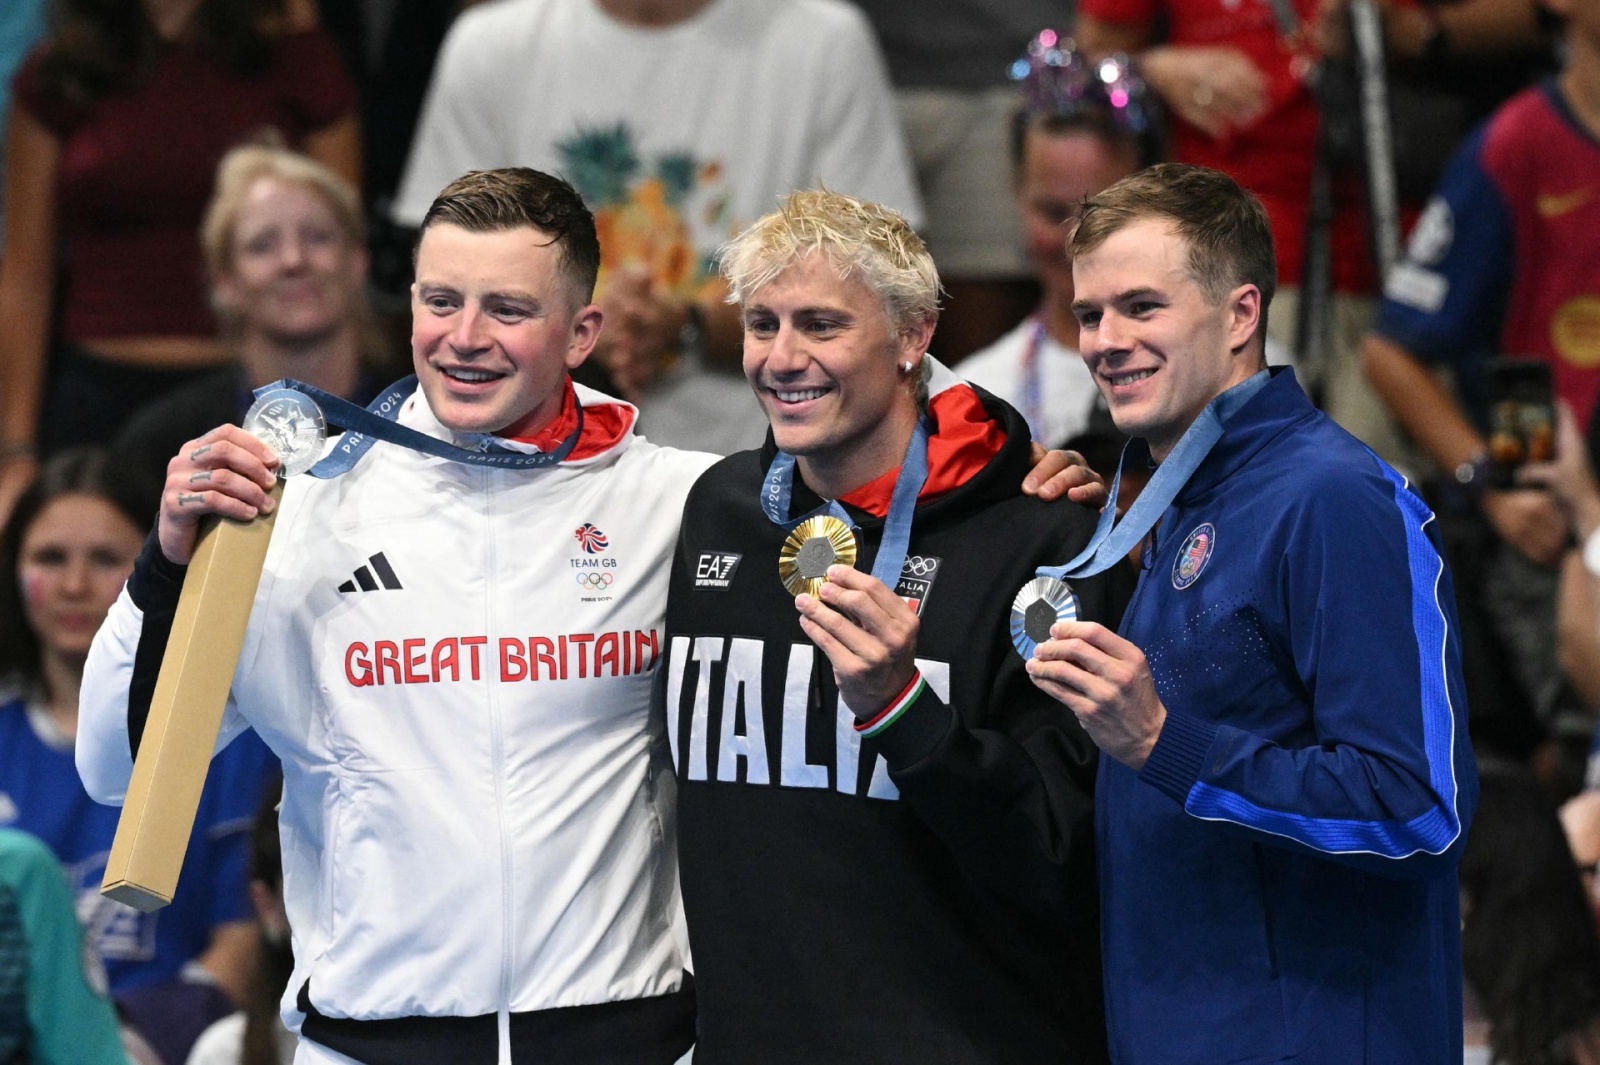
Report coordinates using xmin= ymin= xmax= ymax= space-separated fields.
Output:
xmin=0 ymin=450 xmax=278 ymax=1065
xmin=0 ymin=0 xmax=356 ymax=518
xmin=115 ymin=143 xmax=386 ymax=482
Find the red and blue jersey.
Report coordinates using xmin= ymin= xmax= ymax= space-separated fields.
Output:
xmin=1374 ymin=80 xmax=1600 ymax=430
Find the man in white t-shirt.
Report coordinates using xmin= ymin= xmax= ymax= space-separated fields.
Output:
xmin=394 ymin=0 xmax=922 ymax=454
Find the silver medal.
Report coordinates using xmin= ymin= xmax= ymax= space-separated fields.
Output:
xmin=1010 ymin=576 xmax=1079 ymax=659
xmin=243 ymin=389 xmax=327 ymax=478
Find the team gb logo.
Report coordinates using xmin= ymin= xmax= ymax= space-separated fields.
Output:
xmin=575 ymin=523 xmax=609 ymax=554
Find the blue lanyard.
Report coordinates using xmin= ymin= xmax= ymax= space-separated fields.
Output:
xmin=760 ymin=417 xmax=930 ymax=589
xmin=1038 ymin=370 xmax=1271 ymax=581
xmin=254 ymin=376 xmax=586 ymax=478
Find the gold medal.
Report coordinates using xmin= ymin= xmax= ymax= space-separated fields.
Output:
xmin=779 ymin=516 xmax=858 ymax=597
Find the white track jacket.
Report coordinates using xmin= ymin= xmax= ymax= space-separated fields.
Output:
xmin=78 ymin=384 xmax=716 ymax=1032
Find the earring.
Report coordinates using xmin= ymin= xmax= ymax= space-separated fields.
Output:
xmin=901 ymin=361 xmax=914 ymax=373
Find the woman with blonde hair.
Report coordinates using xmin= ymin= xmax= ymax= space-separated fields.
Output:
xmin=116 ymin=145 xmax=387 ymax=478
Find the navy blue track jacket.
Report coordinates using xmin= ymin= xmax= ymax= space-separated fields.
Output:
xmin=1099 ymin=368 xmax=1477 ymax=1064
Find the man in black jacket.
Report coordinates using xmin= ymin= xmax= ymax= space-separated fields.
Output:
xmin=660 ymin=189 xmax=1125 ymax=1063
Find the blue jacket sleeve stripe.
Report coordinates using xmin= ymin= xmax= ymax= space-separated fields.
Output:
xmin=1183 ymin=468 xmax=1464 ymax=858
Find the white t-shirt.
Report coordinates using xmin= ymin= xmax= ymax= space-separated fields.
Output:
xmin=958 ymin=317 xmax=1101 ymax=449
xmin=395 ymin=0 xmax=922 ymax=305
xmin=184 ymin=1012 xmax=296 ymax=1065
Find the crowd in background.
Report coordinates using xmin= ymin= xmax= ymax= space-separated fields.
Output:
xmin=0 ymin=0 xmax=1595 ymax=1062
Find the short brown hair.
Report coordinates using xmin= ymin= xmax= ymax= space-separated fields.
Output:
xmin=419 ymin=168 xmax=601 ymax=304
xmin=1071 ymin=163 xmax=1275 ymax=334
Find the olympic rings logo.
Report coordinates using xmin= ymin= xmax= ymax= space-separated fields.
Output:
xmin=902 ymin=556 xmax=939 ymax=577
xmin=575 ymin=572 xmax=614 ymax=589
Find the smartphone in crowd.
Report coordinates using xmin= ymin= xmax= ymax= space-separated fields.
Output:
xmin=1486 ymin=357 xmax=1555 ymax=489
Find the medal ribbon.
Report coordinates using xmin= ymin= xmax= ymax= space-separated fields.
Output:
xmin=254 ymin=376 xmax=585 ymax=478
xmin=761 ymin=417 xmax=930 ymax=589
xmin=1037 ymin=370 xmax=1271 ymax=581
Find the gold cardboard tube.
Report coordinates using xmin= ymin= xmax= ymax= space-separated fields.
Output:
xmin=101 ymin=481 xmax=282 ymax=912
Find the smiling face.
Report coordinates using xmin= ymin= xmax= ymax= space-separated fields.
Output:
xmin=1071 ymin=217 xmax=1262 ymax=459
xmin=411 ymin=223 xmax=602 ymax=437
xmin=742 ymin=253 xmax=933 ymax=497
xmin=213 ymin=176 xmax=367 ymax=345
xmin=18 ymin=495 xmax=143 ymax=663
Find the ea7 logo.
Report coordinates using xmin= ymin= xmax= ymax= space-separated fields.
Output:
xmin=694 ymin=552 xmax=742 ymax=590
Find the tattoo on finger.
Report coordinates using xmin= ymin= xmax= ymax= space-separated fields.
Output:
xmin=177 ymin=493 xmax=205 ymax=506
xmin=189 ymin=470 xmax=213 ymax=485
xmin=190 ymin=444 xmax=213 ymax=461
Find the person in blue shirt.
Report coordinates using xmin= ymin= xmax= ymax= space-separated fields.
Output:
xmin=0 ymin=449 xmax=276 ymax=1015
xmin=1028 ymin=163 xmax=1478 ymax=1064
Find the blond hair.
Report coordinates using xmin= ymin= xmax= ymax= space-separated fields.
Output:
xmin=718 ymin=189 xmax=940 ymax=336
xmin=201 ymin=145 xmax=365 ymax=282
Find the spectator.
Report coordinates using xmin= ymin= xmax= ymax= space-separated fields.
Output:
xmin=959 ymin=36 xmax=1151 ymax=450
xmin=0 ymin=827 xmax=129 ymax=1065
xmin=392 ymin=0 xmax=920 ymax=454
xmin=1518 ymin=402 xmax=1600 ymax=757
xmin=849 ymin=1 xmax=1077 ymax=361
xmin=185 ymin=791 xmax=294 ymax=1065
xmin=1462 ymin=760 xmax=1600 ymax=1065
xmin=0 ymin=0 xmax=358 ymax=521
xmin=116 ymin=145 xmax=387 ymax=480
xmin=1362 ymin=0 xmax=1599 ymax=763
xmin=0 ymin=450 xmax=278 ymax=1064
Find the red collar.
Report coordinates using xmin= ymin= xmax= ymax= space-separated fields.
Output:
xmin=504 ymin=376 xmax=635 ymax=461
xmin=838 ymin=385 xmax=1007 ymax=517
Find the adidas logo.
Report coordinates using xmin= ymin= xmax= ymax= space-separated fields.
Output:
xmin=338 ymin=552 xmax=404 ymax=594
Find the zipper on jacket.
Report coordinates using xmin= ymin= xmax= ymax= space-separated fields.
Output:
xmin=483 ymin=468 xmax=515 ymax=1065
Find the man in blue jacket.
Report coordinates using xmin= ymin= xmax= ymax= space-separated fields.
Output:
xmin=1028 ymin=163 xmax=1477 ymax=1064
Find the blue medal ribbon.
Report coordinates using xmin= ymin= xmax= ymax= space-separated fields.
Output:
xmin=761 ymin=417 xmax=930 ymax=589
xmin=253 ymin=376 xmax=586 ymax=478
xmin=1038 ymin=370 xmax=1271 ymax=581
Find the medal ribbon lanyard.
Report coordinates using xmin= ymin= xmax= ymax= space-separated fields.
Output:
xmin=256 ymin=376 xmax=586 ymax=477
xmin=1038 ymin=371 xmax=1271 ymax=581
xmin=761 ymin=417 xmax=930 ymax=589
